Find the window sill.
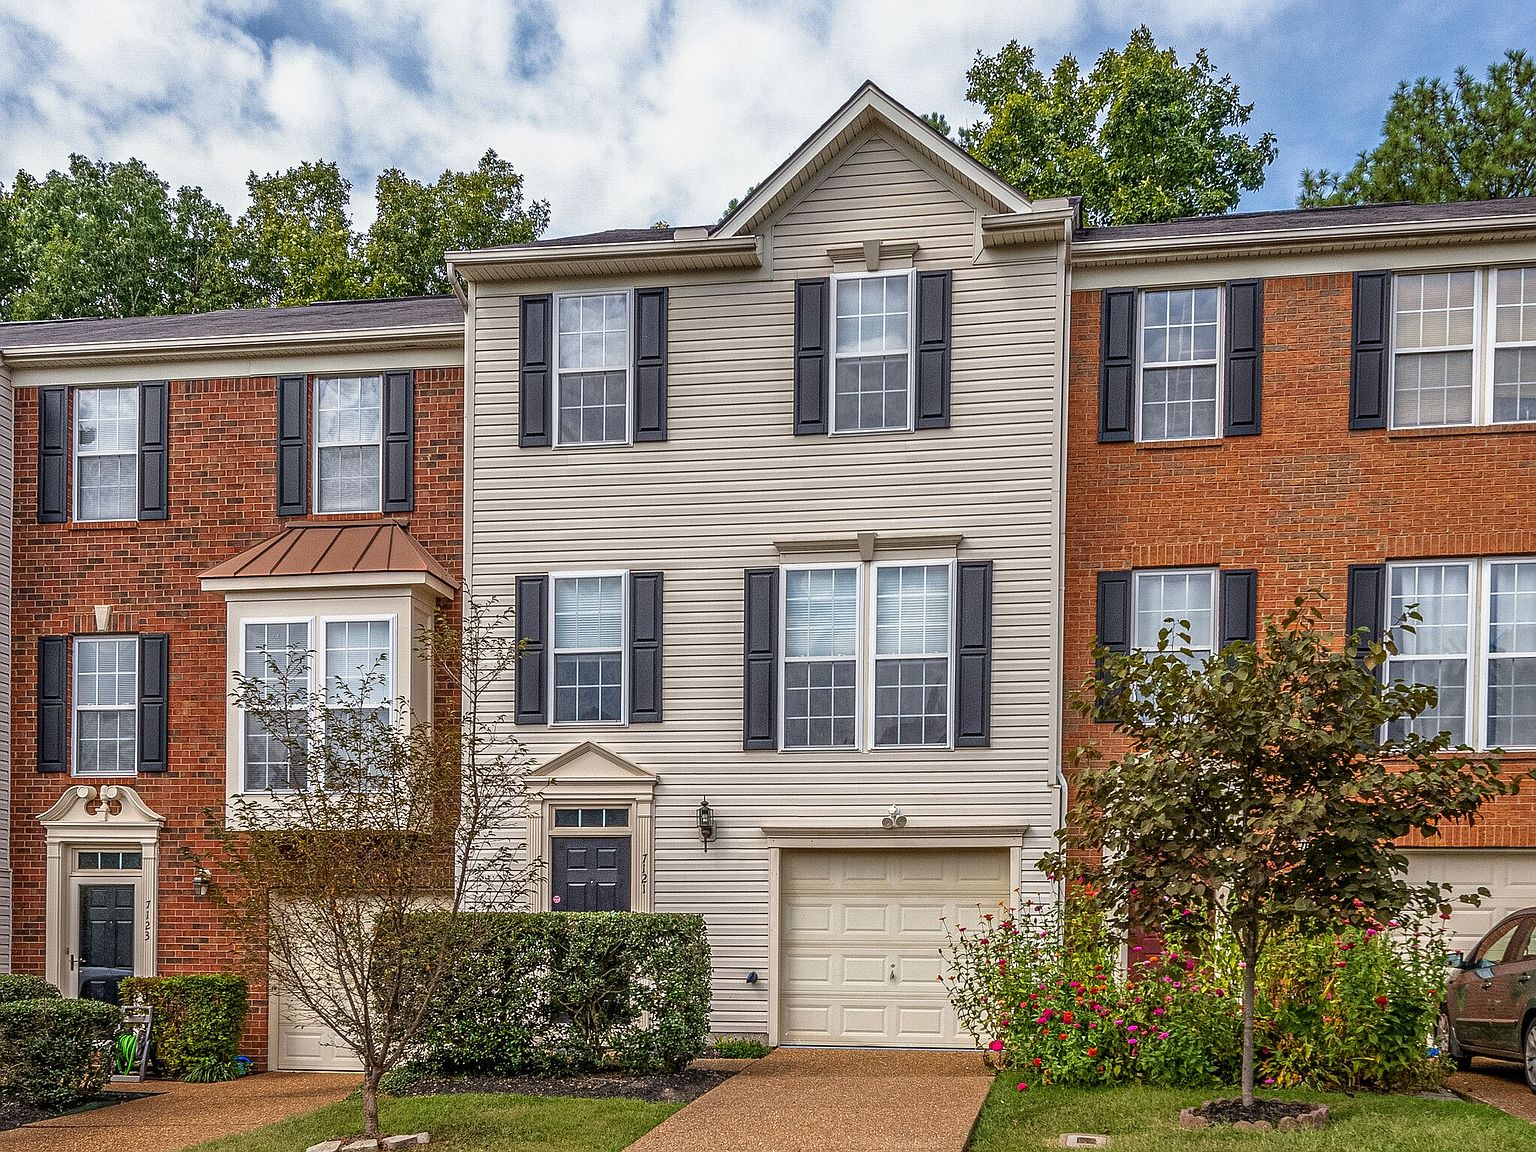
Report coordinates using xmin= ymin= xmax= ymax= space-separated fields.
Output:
xmin=67 ymin=519 xmax=141 ymax=531
xmin=1386 ymin=423 xmax=1536 ymax=440
xmin=1135 ymin=437 xmax=1225 ymax=451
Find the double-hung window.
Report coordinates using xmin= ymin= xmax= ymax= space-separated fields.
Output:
xmin=1138 ymin=288 xmax=1220 ymax=441
xmin=242 ymin=621 xmax=311 ymax=792
xmin=555 ymin=293 xmax=630 ymax=446
xmin=73 ymin=636 xmax=138 ymax=776
xmin=314 ymin=375 xmax=384 ymax=512
xmin=75 ymin=387 xmax=139 ymax=522
xmin=873 ymin=563 xmax=951 ymax=747
xmin=782 ymin=566 xmax=860 ymax=748
xmin=1385 ymin=558 xmax=1536 ymax=749
xmin=1132 ymin=569 xmax=1217 ymax=663
xmin=1389 ymin=267 xmax=1536 ymax=428
xmin=832 ymin=272 xmax=913 ymax=433
xmin=323 ymin=618 xmax=393 ymax=784
xmin=552 ymin=574 xmax=626 ymax=724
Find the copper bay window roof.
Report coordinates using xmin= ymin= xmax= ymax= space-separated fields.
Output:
xmin=200 ymin=522 xmax=456 ymax=593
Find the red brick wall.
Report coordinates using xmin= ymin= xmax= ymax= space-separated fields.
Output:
xmin=8 ymin=366 xmax=462 ymax=1062
xmin=1065 ymin=274 xmax=1536 ymax=851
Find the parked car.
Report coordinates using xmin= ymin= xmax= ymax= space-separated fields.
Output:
xmin=1438 ymin=907 xmax=1536 ymax=1092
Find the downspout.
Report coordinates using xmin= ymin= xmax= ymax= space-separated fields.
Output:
xmin=1053 ymin=225 xmax=1073 ymax=909
xmin=445 ymin=262 xmax=468 ymax=309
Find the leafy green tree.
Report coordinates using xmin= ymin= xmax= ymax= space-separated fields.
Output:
xmin=1299 ymin=50 xmax=1536 ymax=206
xmin=0 ymin=155 xmax=238 ymax=321
xmin=363 ymin=150 xmax=549 ymax=297
xmin=921 ymin=111 xmax=953 ymax=139
xmin=962 ymin=26 xmax=1276 ymax=226
xmin=1044 ymin=595 xmax=1519 ymax=1109
xmin=228 ymin=161 xmax=364 ymax=307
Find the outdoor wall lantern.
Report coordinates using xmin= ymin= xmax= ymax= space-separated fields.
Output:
xmin=697 ymin=798 xmax=717 ymax=850
xmin=192 ymin=868 xmax=211 ymax=899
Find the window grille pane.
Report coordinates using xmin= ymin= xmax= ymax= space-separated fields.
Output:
xmin=1394 ymin=271 xmax=1476 ymax=350
xmin=553 ymin=653 xmax=623 ymax=723
xmin=875 ymin=565 xmax=950 ymax=655
xmin=324 ymin=619 xmax=391 ymax=704
xmin=1387 ymin=659 xmax=1468 ymax=744
xmin=833 ymin=356 xmax=911 ymax=432
xmin=557 ymin=371 xmax=628 ymax=445
xmin=1389 ymin=563 xmax=1470 ymax=655
xmin=76 ymin=387 xmax=138 ymax=521
xmin=1392 ymin=350 xmax=1475 ymax=427
xmin=874 ymin=657 xmax=949 ymax=746
xmin=557 ymin=293 xmax=628 ymax=373
xmin=315 ymin=376 xmax=384 ymax=512
xmin=1495 ymin=267 xmax=1536 ymax=344
xmin=1139 ymin=365 xmax=1218 ymax=440
xmin=553 ymin=577 xmax=624 ymax=649
xmin=782 ymin=658 xmax=857 ymax=748
xmin=243 ymin=622 xmax=311 ymax=687
xmin=1141 ymin=288 xmax=1219 ymax=366
xmin=784 ymin=568 xmax=858 ymax=658
xmin=1133 ymin=571 xmax=1215 ymax=657
xmin=1487 ymin=561 xmax=1536 ymax=748
xmin=76 ymin=707 xmax=138 ymax=775
xmin=553 ymin=807 xmax=629 ymax=828
xmin=244 ymin=711 xmax=307 ymax=791
xmin=1492 ymin=349 xmax=1536 ymax=423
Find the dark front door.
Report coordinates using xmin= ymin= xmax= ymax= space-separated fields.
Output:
xmin=78 ymin=884 xmax=135 ymax=1003
xmin=551 ymin=837 xmax=631 ymax=912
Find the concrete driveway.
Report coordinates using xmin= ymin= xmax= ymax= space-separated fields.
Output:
xmin=1449 ymin=1057 xmax=1536 ymax=1124
xmin=0 ymin=1072 xmax=360 ymax=1152
xmin=626 ymin=1048 xmax=993 ymax=1152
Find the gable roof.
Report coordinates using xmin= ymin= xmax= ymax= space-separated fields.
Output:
xmin=200 ymin=522 xmax=456 ymax=595
xmin=713 ymin=80 xmax=1033 ymax=238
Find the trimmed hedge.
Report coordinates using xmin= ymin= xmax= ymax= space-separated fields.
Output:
xmin=0 ymin=998 xmax=119 ymax=1110
xmin=0 ymin=974 xmax=61 ymax=1005
xmin=408 ymin=912 xmax=710 ymax=1076
xmin=118 ymin=974 xmax=249 ymax=1081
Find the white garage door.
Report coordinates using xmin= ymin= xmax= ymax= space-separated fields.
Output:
xmin=270 ymin=985 xmax=363 ymax=1072
xmin=780 ymin=847 xmax=1011 ymax=1048
xmin=1403 ymin=849 xmax=1536 ymax=952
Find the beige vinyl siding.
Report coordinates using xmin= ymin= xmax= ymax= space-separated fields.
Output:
xmin=0 ymin=363 xmax=12 ymax=968
xmin=469 ymin=129 xmax=1066 ymax=1034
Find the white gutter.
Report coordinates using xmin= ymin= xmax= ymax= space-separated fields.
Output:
xmin=446 ymin=235 xmax=762 ymax=282
xmin=0 ymin=322 xmax=464 ymax=368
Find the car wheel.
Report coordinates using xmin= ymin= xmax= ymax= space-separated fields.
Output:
xmin=1438 ymin=1010 xmax=1473 ymax=1073
xmin=1524 ymin=1017 xmax=1536 ymax=1095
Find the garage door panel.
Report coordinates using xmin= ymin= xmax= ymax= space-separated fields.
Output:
xmin=272 ymin=989 xmax=363 ymax=1072
xmin=1403 ymin=850 xmax=1536 ymax=951
xmin=780 ymin=847 xmax=1010 ymax=1048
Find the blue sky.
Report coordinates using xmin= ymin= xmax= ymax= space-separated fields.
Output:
xmin=0 ymin=1 xmax=1528 ymax=237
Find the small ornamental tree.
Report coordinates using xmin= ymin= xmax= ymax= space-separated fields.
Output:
xmin=209 ymin=595 xmax=531 ymax=1148
xmin=1043 ymin=594 xmax=1521 ymax=1109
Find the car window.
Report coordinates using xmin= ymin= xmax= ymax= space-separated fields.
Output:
xmin=1474 ymin=918 xmax=1525 ymax=966
xmin=1521 ymin=918 xmax=1536 ymax=962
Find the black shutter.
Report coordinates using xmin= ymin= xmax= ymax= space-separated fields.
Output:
xmin=1350 ymin=271 xmax=1392 ymax=430
xmin=1094 ymin=570 xmax=1133 ymax=723
xmin=39 ymin=386 xmax=68 ymax=523
xmin=629 ymin=572 xmax=664 ymax=723
xmin=1219 ymin=569 xmax=1259 ymax=647
xmin=38 ymin=637 xmax=67 ymax=773
xmin=914 ymin=270 xmax=952 ymax=429
xmin=954 ymin=560 xmax=993 ymax=748
xmin=138 ymin=634 xmax=169 ymax=774
xmin=519 ymin=295 xmax=553 ymax=447
xmin=382 ymin=369 xmax=415 ymax=513
xmin=137 ymin=382 xmax=169 ymax=520
xmin=1346 ymin=563 xmax=1387 ymax=662
xmin=793 ymin=279 xmax=830 ymax=435
xmin=1099 ymin=288 xmax=1136 ymax=442
xmin=1224 ymin=280 xmax=1263 ymax=436
xmin=276 ymin=375 xmax=308 ymax=516
xmin=514 ymin=575 xmax=548 ymax=725
xmin=743 ymin=568 xmax=779 ymax=749
xmin=633 ymin=288 xmax=668 ymax=442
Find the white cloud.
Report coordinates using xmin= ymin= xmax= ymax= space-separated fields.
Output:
xmin=0 ymin=0 xmax=1303 ymax=236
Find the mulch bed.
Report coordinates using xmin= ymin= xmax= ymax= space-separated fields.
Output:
xmin=1182 ymin=1097 xmax=1329 ymax=1131
xmin=0 ymin=1090 xmax=158 ymax=1133
xmin=394 ymin=1068 xmax=736 ymax=1105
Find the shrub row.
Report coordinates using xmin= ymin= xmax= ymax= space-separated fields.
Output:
xmin=406 ymin=911 xmax=711 ymax=1076
xmin=119 ymin=975 xmax=249 ymax=1081
xmin=0 ymin=995 xmax=118 ymax=1111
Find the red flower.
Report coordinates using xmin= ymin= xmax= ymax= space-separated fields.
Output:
xmin=1032 ymin=1057 xmax=1042 ymax=1067
xmin=1374 ymin=995 xmax=1389 ymax=1008
xmin=1087 ymin=1047 xmax=1098 ymax=1057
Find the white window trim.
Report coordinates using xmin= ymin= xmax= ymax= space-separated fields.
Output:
xmin=71 ymin=634 xmax=139 ymax=778
xmin=73 ymin=384 xmax=140 ymax=524
xmin=237 ymin=613 xmax=399 ymax=792
xmin=1130 ymin=567 xmax=1220 ymax=659
xmin=1385 ymin=557 xmax=1536 ymax=751
xmin=779 ymin=561 xmax=864 ymax=752
xmin=548 ymin=570 xmax=629 ymax=727
xmin=1388 ymin=267 xmax=1536 ymax=430
xmin=1135 ymin=286 xmax=1224 ymax=443
xmin=552 ymin=290 xmax=635 ymax=449
xmin=312 ymin=374 xmax=386 ymax=514
xmin=868 ymin=558 xmax=957 ymax=750
xmin=828 ymin=268 xmax=917 ymax=436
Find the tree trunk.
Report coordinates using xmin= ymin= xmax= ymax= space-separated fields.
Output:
xmin=363 ymin=1069 xmax=382 ymax=1144
xmin=1241 ymin=932 xmax=1258 ymax=1109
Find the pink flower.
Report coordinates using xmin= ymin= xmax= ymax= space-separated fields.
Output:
xmin=1153 ymin=1008 xmax=1165 ymax=1017
xmin=988 ymin=1039 xmax=1003 ymax=1052
xmin=1016 ymin=1082 xmax=1028 ymax=1091
xmin=1157 ymin=1031 xmax=1169 ymax=1040
xmin=1127 ymin=1025 xmax=1139 ymax=1033
xmin=1128 ymin=1036 xmax=1138 ymax=1046
xmin=1263 ymin=1077 xmax=1276 ymax=1086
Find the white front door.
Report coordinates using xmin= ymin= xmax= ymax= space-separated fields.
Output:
xmin=779 ymin=847 xmax=1010 ymax=1048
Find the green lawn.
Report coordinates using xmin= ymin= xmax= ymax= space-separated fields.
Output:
xmin=968 ymin=1080 xmax=1534 ymax=1152
xmin=184 ymin=1091 xmax=680 ymax=1152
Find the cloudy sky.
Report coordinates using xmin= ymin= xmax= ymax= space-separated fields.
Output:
xmin=0 ymin=1 xmax=1528 ymax=237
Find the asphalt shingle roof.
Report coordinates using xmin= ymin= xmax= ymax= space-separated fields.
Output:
xmin=1074 ymin=197 xmax=1536 ymax=243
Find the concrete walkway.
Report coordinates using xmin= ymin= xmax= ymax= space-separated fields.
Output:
xmin=1448 ymin=1057 xmax=1536 ymax=1125
xmin=627 ymin=1048 xmax=993 ymax=1152
xmin=0 ymin=1071 xmax=360 ymax=1152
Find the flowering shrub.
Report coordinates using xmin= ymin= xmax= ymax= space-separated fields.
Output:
xmin=943 ymin=897 xmax=1447 ymax=1092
